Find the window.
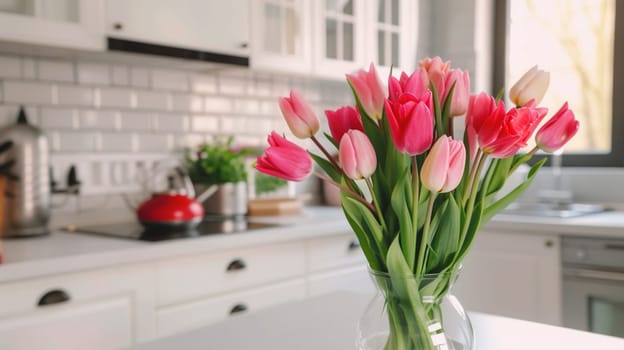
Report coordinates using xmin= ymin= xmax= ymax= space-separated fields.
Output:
xmin=494 ymin=0 xmax=624 ymax=166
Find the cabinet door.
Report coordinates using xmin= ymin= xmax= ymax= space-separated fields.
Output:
xmin=0 ymin=0 xmax=104 ymax=50
xmin=0 ymin=296 xmax=131 ymax=350
xmin=106 ymin=0 xmax=249 ymax=56
xmin=308 ymin=265 xmax=374 ymax=297
xmin=312 ymin=0 xmax=367 ymax=78
xmin=157 ymin=279 xmax=306 ymax=338
xmin=367 ymin=0 xmax=417 ymax=78
xmin=249 ymin=0 xmax=313 ymax=73
xmin=453 ymin=231 xmax=562 ymax=325
xmin=0 ymin=264 xmax=156 ymax=345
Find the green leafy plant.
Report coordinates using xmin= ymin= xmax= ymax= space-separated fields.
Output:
xmin=255 ymin=172 xmax=287 ymax=195
xmin=186 ymin=137 xmax=255 ymax=186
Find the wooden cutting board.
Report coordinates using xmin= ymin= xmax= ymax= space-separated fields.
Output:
xmin=247 ymin=197 xmax=302 ymax=216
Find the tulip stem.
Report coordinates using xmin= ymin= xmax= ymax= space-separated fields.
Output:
xmin=416 ymin=191 xmax=437 ymax=278
xmin=462 ymin=150 xmax=483 ymax=206
xmin=509 ymin=146 xmax=539 ymax=174
xmin=459 ymin=154 xmax=488 ymax=249
xmin=365 ymin=177 xmax=387 ymax=232
xmin=411 ymin=156 xmax=420 ymax=272
xmin=313 ymin=172 xmax=376 ymax=214
xmin=310 ymin=136 xmax=341 ymax=171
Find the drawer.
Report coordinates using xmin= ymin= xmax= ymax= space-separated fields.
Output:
xmin=157 ymin=241 xmax=306 ymax=306
xmin=157 ymin=278 xmax=306 ymax=337
xmin=0 ymin=296 xmax=132 ymax=350
xmin=308 ymin=265 xmax=374 ymax=297
xmin=307 ymin=234 xmax=366 ymax=272
xmin=0 ymin=264 xmax=155 ymax=345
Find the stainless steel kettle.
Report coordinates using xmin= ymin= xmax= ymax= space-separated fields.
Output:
xmin=0 ymin=107 xmax=50 ymax=237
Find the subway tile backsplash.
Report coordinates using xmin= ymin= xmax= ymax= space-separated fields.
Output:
xmin=0 ymin=53 xmax=351 ymax=203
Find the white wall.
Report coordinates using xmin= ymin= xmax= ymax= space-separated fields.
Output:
xmin=0 ymin=53 xmax=352 ymax=219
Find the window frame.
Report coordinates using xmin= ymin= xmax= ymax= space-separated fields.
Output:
xmin=493 ymin=0 xmax=624 ymax=167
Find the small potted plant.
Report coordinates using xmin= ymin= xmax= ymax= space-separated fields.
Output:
xmin=186 ymin=137 xmax=254 ymax=217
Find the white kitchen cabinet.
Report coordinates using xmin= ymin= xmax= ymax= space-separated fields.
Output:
xmin=0 ymin=264 xmax=156 ymax=349
xmin=157 ymin=279 xmax=306 ymax=337
xmin=308 ymin=265 xmax=374 ymax=296
xmin=367 ymin=0 xmax=417 ymax=78
xmin=249 ymin=0 xmax=313 ymax=74
xmin=311 ymin=0 xmax=417 ymax=79
xmin=306 ymin=233 xmax=374 ymax=297
xmin=105 ymin=0 xmax=249 ymax=56
xmin=156 ymin=241 xmax=306 ymax=306
xmin=453 ymin=230 xmax=562 ymax=326
xmin=0 ymin=0 xmax=104 ymax=51
xmin=311 ymin=0 xmax=367 ymax=77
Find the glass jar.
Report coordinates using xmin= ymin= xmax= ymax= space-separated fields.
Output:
xmin=356 ymin=269 xmax=474 ymax=350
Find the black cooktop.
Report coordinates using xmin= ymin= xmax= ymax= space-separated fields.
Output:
xmin=67 ymin=216 xmax=282 ymax=242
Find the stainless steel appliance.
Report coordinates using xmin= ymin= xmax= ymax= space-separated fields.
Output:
xmin=563 ymin=236 xmax=624 ymax=338
xmin=0 ymin=107 xmax=50 ymax=237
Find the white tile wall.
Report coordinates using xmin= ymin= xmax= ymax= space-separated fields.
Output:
xmin=0 ymin=54 xmax=352 ymax=201
xmin=38 ymin=60 xmax=74 ymax=82
xmin=97 ymin=87 xmax=135 ymax=108
xmin=0 ymin=55 xmax=21 ymax=78
xmin=2 ymin=81 xmax=56 ymax=104
xmin=152 ymin=69 xmax=188 ymax=91
xmin=77 ymin=62 xmax=110 ymax=85
xmin=57 ymin=85 xmax=94 ymax=106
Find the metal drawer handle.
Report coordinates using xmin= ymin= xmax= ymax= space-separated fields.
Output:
xmin=229 ymin=303 xmax=248 ymax=315
xmin=226 ymin=259 xmax=247 ymax=272
xmin=605 ymin=243 xmax=624 ymax=251
xmin=348 ymin=240 xmax=361 ymax=251
xmin=37 ymin=289 xmax=70 ymax=307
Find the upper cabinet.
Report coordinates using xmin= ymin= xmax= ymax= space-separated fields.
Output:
xmin=0 ymin=0 xmax=104 ymax=51
xmin=105 ymin=0 xmax=250 ymax=57
xmin=249 ymin=0 xmax=313 ymax=74
xmin=251 ymin=0 xmax=418 ymax=79
xmin=311 ymin=0 xmax=366 ymax=78
xmin=368 ymin=0 xmax=417 ymax=78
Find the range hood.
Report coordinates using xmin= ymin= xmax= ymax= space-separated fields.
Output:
xmin=107 ymin=37 xmax=249 ymax=67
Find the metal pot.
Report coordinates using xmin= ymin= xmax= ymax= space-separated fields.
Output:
xmin=0 ymin=107 xmax=50 ymax=237
xmin=195 ymin=182 xmax=247 ymax=217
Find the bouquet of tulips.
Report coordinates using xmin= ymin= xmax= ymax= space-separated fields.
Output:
xmin=256 ymin=57 xmax=579 ymax=349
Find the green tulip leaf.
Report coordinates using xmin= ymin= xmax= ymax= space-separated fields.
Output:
xmin=482 ymin=157 xmax=547 ymax=224
xmin=391 ymin=169 xmax=415 ymax=269
xmin=308 ymin=151 xmax=341 ymax=183
xmin=323 ymin=131 xmax=339 ymax=150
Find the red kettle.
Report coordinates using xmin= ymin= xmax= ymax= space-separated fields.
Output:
xmin=137 ymin=167 xmax=204 ymax=231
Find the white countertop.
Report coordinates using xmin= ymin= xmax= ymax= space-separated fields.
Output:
xmin=1 ymin=206 xmax=624 ymax=284
xmin=129 ymin=291 xmax=624 ymax=350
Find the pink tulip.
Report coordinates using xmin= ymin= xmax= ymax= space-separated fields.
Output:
xmin=509 ymin=65 xmax=550 ymax=106
xmin=421 ymin=136 xmax=466 ymax=193
xmin=278 ymin=90 xmax=320 ymax=139
xmin=536 ymin=102 xmax=579 ymax=152
xmin=339 ymin=130 xmax=377 ymax=179
xmin=255 ymin=132 xmax=313 ymax=181
xmin=466 ymin=93 xmax=548 ymax=158
xmin=419 ymin=56 xmax=451 ymax=96
xmin=388 ymin=70 xmax=427 ymax=102
xmin=466 ymin=92 xmax=497 ymax=161
xmin=384 ymin=92 xmax=434 ymax=155
xmin=346 ymin=63 xmax=386 ymax=120
xmin=325 ymin=106 xmax=364 ymax=142
xmin=443 ymin=69 xmax=470 ymax=117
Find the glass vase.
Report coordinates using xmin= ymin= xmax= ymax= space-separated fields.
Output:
xmin=356 ymin=269 xmax=474 ymax=350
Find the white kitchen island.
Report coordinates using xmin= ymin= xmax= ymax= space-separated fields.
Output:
xmin=130 ymin=291 xmax=624 ymax=350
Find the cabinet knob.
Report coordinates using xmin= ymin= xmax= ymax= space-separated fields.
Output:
xmin=113 ymin=22 xmax=123 ymax=31
xmin=229 ymin=303 xmax=248 ymax=315
xmin=226 ymin=258 xmax=247 ymax=272
xmin=545 ymin=240 xmax=554 ymax=248
xmin=37 ymin=289 xmax=70 ymax=307
xmin=348 ymin=240 xmax=361 ymax=251
xmin=239 ymin=42 xmax=249 ymax=49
